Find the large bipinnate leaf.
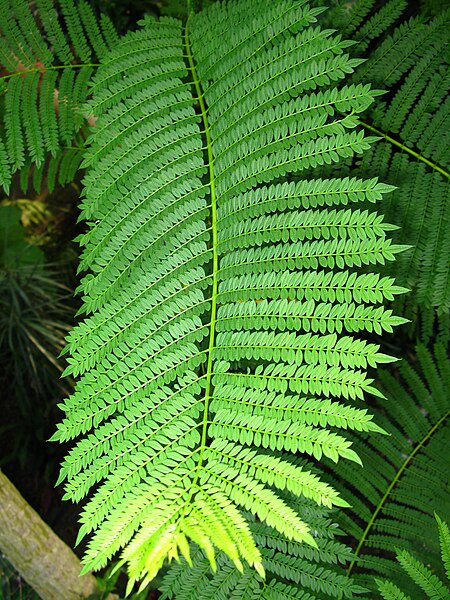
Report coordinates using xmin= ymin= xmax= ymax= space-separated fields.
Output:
xmin=53 ymin=0 xmax=407 ymax=592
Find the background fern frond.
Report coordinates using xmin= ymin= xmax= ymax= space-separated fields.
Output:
xmin=322 ymin=2 xmax=450 ymax=342
xmin=396 ymin=549 xmax=449 ymax=599
xmin=0 ymin=0 xmax=117 ymax=193
xmin=436 ymin=515 xmax=450 ymax=581
xmin=376 ymin=515 xmax=450 ymax=600
xmin=330 ymin=343 xmax=450 ymax=595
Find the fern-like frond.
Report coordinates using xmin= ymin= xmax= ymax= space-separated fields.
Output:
xmin=352 ymin=0 xmax=407 ymax=55
xmin=53 ymin=0 xmax=406 ymax=590
xmin=317 ymin=0 xmax=376 ymax=37
xmin=331 ymin=343 xmax=450 ymax=595
xmin=396 ymin=549 xmax=449 ymax=599
xmin=436 ymin=515 xmax=450 ymax=581
xmin=376 ymin=515 xmax=450 ymax=600
xmin=0 ymin=0 xmax=118 ymax=193
xmin=336 ymin=2 xmax=450 ymax=338
xmin=159 ymin=498 xmax=364 ymax=600
xmin=376 ymin=579 xmax=412 ymax=600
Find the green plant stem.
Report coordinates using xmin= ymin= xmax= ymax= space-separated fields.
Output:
xmin=0 ymin=63 xmax=100 ymax=82
xmin=347 ymin=409 xmax=450 ymax=576
xmin=360 ymin=120 xmax=450 ymax=180
xmin=184 ymin=7 xmax=218 ymax=490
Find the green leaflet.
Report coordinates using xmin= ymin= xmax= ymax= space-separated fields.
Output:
xmin=54 ymin=0 xmax=407 ymax=591
xmin=376 ymin=515 xmax=450 ymax=600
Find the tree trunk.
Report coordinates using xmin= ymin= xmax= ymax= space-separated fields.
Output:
xmin=0 ymin=470 xmax=106 ymax=600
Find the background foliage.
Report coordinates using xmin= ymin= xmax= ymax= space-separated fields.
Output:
xmin=0 ymin=0 xmax=448 ymax=599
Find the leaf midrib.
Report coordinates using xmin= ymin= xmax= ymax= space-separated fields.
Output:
xmin=360 ymin=120 xmax=450 ymax=180
xmin=184 ymin=13 xmax=218 ymax=493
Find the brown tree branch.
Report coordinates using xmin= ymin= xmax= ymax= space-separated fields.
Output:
xmin=0 ymin=470 xmax=113 ymax=600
